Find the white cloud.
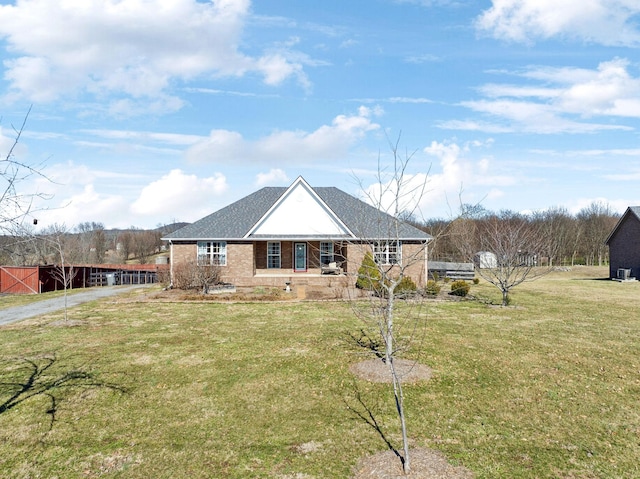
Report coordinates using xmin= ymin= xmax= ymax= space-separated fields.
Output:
xmin=79 ymin=129 xmax=204 ymax=146
xmin=130 ymin=169 xmax=228 ymax=220
xmin=363 ymin=173 xmax=431 ymax=218
xmin=362 ymin=139 xmax=515 ymax=220
xmin=421 ymin=140 xmax=516 ymax=212
xmin=0 ymin=0 xmax=309 ymax=113
xmin=404 ymin=54 xmax=440 ymax=64
xmin=447 ymin=58 xmax=640 ymax=134
xmin=476 ymin=0 xmax=640 ymax=46
xmin=27 ymin=163 xmax=228 ymax=228
xmin=185 ymin=107 xmax=380 ymax=164
xmin=255 ymin=169 xmax=289 ymax=186
xmin=566 ymin=197 xmax=632 ymax=216
xmin=34 ymin=184 xmax=130 ymax=229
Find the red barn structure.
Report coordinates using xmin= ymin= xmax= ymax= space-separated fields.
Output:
xmin=0 ymin=264 xmax=168 ymax=294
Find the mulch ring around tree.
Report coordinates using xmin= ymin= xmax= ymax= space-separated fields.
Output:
xmin=352 ymin=448 xmax=474 ymax=479
xmin=349 ymin=358 xmax=475 ymax=478
xmin=348 ymin=358 xmax=433 ymax=384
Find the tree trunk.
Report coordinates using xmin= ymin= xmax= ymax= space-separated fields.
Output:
xmin=390 ymin=357 xmax=410 ymax=474
xmin=502 ymin=289 xmax=509 ymax=306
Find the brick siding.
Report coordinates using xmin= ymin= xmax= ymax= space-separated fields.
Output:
xmin=170 ymin=240 xmax=427 ymax=288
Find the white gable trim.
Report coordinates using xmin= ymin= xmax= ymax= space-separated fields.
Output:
xmin=244 ymin=176 xmax=356 ymax=239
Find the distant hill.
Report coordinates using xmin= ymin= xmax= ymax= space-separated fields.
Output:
xmin=155 ymin=222 xmax=189 ymax=234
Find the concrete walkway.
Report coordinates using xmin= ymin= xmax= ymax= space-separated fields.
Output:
xmin=0 ymin=285 xmax=152 ymax=326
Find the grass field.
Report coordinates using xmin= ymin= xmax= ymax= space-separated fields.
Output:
xmin=1 ymin=266 xmax=639 ymax=478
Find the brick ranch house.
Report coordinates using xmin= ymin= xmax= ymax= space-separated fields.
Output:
xmin=162 ymin=176 xmax=432 ymax=290
xmin=606 ymin=206 xmax=640 ymax=281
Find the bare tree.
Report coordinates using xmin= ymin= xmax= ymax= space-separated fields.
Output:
xmin=576 ymin=201 xmax=618 ymax=266
xmin=0 ymin=224 xmax=38 ymax=265
xmin=171 ymin=257 xmax=221 ymax=293
xmin=71 ymin=221 xmax=107 ymax=264
xmin=455 ymin=211 xmax=553 ymax=306
xmin=1 ymin=108 xmax=51 ymax=238
xmin=42 ymin=224 xmax=77 ymax=320
xmin=118 ymin=231 xmax=133 ymax=262
xmin=531 ymin=207 xmax=576 ymax=267
xmin=132 ymin=229 xmax=159 ymax=264
xmin=347 ymin=137 xmax=431 ymax=474
xmin=92 ymin=225 xmax=107 ymax=264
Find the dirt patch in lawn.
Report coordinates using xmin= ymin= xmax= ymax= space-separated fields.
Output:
xmin=353 ymin=447 xmax=474 ymax=479
xmin=47 ymin=319 xmax=88 ymax=327
xmin=349 ymin=358 xmax=432 ymax=384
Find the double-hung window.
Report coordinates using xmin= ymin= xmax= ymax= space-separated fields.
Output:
xmin=373 ymin=240 xmax=401 ymax=265
xmin=320 ymin=242 xmax=334 ymax=265
xmin=197 ymin=241 xmax=227 ymax=266
xmin=267 ymin=242 xmax=281 ymax=268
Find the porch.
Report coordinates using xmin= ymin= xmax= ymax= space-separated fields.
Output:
xmin=253 ymin=241 xmax=349 ymax=275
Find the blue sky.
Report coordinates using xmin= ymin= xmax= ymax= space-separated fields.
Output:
xmin=1 ymin=0 xmax=640 ymax=229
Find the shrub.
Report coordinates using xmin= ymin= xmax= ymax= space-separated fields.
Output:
xmin=450 ymin=280 xmax=470 ymax=297
xmin=356 ymin=251 xmax=382 ymax=291
xmin=394 ymin=276 xmax=417 ymax=296
xmin=472 ymin=277 xmax=480 ymax=285
xmin=171 ymin=258 xmax=221 ymax=293
xmin=425 ymin=279 xmax=441 ymax=296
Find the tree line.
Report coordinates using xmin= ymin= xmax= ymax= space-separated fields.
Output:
xmin=419 ymin=201 xmax=619 ymax=267
xmin=0 ymin=222 xmax=171 ymax=266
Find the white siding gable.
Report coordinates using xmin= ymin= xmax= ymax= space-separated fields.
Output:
xmin=247 ymin=177 xmax=353 ymax=237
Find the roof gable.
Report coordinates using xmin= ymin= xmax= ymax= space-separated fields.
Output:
xmin=605 ymin=206 xmax=640 ymax=245
xmin=246 ymin=177 xmax=353 ymax=238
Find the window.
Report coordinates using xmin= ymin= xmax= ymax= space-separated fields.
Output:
xmin=373 ymin=241 xmax=401 ymax=265
xmin=197 ymin=241 xmax=227 ymax=266
xmin=267 ymin=242 xmax=281 ymax=268
xmin=320 ymin=242 xmax=334 ymax=265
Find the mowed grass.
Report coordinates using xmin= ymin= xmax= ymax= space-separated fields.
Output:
xmin=1 ymin=266 xmax=639 ymax=478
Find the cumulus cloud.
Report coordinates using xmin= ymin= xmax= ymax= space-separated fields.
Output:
xmin=27 ymin=163 xmax=228 ymax=228
xmin=444 ymin=58 xmax=640 ymax=134
xmin=362 ymin=139 xmax=514 ymax=219
xmin=476 ymin=0 xmax=640 ymax=46
xmin=420 ymin=139 xmax=515 ymax=213
xmin=0 ymin=0 xmax=309 ymax=113
xmin=130 ymin=169 xmax=228 ymax=220
xmin=255 ymin=169 xmax=289 ymax=186
xmin=39 ymin=184 xmax=130 ymax=228
xmin=185 ymin=106 xmax=381 ymax=164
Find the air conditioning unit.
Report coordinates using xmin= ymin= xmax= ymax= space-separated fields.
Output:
xmin=617 ymin=268 xmax=632 ymax=280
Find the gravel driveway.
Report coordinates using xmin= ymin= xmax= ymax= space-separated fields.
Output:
xmin=0 ymin=285 xmax=152 ymax=326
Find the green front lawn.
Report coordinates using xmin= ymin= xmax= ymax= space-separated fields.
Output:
xmin=1 ymin=267 xmax=639 ymax=478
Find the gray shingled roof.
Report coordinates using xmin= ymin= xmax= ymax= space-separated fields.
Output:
xmin=163 ymin=185 xmax=431 ymax=241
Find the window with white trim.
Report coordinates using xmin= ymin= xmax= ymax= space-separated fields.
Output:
xmin=267 ymin=242 xmax=281 ymax=268
xmin=197 ymin=241 xmax=227 ymax=266
xmin=373 ymin=240 xmax=401 ymax=265
xmin=320 ymin=242 xmax=334 ymax=265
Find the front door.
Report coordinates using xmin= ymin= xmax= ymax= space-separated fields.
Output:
xmin=294 ymin=243 xmax=307 ymax=272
